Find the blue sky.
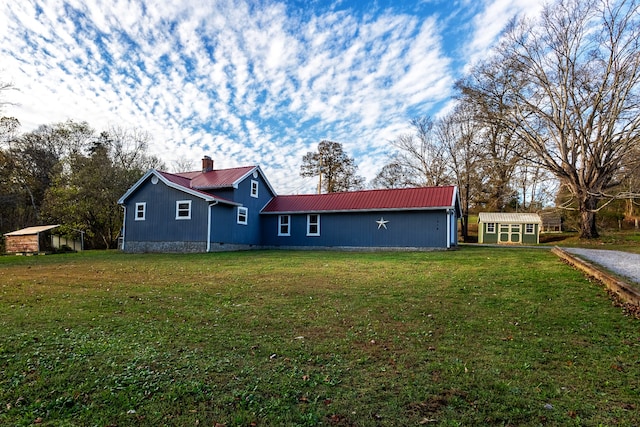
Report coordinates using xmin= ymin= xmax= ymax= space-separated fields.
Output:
xmin=0 ymin=0 xmax=545 ymax=194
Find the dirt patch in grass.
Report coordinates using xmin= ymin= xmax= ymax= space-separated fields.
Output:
xmin=407 ymin=389 xmax=468 ymax=422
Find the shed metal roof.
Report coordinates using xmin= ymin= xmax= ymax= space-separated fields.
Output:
xmin=478 ymin=212 xmax=542 ymax=224
xmin=262 ymin=186 xmax=458 ymax=214
xmin=4 ymin=225 xmax=60 ymax=236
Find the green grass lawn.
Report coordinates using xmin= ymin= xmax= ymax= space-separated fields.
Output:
xmin=1 ymin=248 xmax=638 ymax=426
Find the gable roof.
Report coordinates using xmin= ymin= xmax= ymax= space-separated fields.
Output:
xmin=118 ymin=169 xmax=241 ymax=206
xmin=173 ymin=166 xmax=257 ymax=190
xmin=262 ymin=186 xmax=460 ymax=215
xmin=478 ymin=212 xmax=542 ymax=224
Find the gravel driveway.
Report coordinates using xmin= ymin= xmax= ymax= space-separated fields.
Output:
xmin=561 ymin=248 xmax=640 ymax=285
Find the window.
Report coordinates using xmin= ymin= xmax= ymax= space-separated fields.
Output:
xmin=278 ymin=215 xmax=290 ymax=236
xmin=251 ymin=180 xmax=259 ymax=198
xmin=237 ymin=207 xmax=248 ymax=225
xmin=176 ymin=200 xmax=192 ymax=220
xmin=525 ymin=223 xmax=535 ymax=234
xmin=486 ymin=222 xmax=495 ymax=233
xmin=307 ymin=214 xmax=320 ymax=236
xmin=135 ymin=202 xmax=146 ymax=221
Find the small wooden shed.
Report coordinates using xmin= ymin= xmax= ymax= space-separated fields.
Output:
xmin=478 ymin=213 xmax=542 ymax=245
xmin=539 ymin=212 xmax=562 ymax=233
xmin=3 ymin=225 xmax=82 ymax=254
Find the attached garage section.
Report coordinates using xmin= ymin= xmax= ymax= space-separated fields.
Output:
xmin=478 ymin=213 xmax=542 ymax=245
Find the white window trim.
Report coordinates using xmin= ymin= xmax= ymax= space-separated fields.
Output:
xmin=486 ymin=222 xmax=495 ymax=233
xmin=176 ymin=200 xmax=192 ymax=220
xmin=250 ymin=180 xmax=259 ymax=198
xmin=237 ymin=207 xmax=248 ymax=225
xmin=135 ymin=202 xmax=146 ymax=221
xmin=278 ymin=215 xmax=290 ymax=236
xmin=525 ymin=223 xmax=535 ymax=234
xmin=307 ymin=214 xmax=320 ymax=236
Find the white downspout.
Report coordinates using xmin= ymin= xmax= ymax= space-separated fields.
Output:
xmin=447 ymin=210 xmax=451 ymax=249
xmin=120 ymin=206 xmax=126 ymax=251
xmin=207 ymin=201 xmax=218 ymax=252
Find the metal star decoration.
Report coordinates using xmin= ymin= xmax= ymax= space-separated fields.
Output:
xmin=376 ymin=217 xmax=389 ymax=229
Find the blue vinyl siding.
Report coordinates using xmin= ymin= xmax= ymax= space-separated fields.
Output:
xmin=209 ymin=204 xmax=260 ymax=245
xmin=121 ymin=168 xmax=460 ymax=252
xmin=209 ymin=173 xmax=275 ymax=245
xmin=123 ymin=178 xmax=208 ymax=243
xmin=261 ymin=210 xmax=452 ymax=248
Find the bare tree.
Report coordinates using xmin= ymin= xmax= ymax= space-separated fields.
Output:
xmin=370 ymin=159 xmax=416 ymax=189
xmin=0 ymin=116 xmax=20 ymax=146
xmin=436 ymin=104 xmax=484 ymax=240
xmin=457 ymin=55 xmax=527 ymax=212
xmin=512 ymin=161 xmax=555 ymax=211
xmin=0 ymin=79 xmax=16 ymax=113
xmin=172 ymin=156 xmax=195 ymax=173
xmin=103 ymin=125 xmax=164 ymax=171
xmin=390 ymin=117 xmax=451 ymax=187
xmin=460 ymin=0 xmax=640 ymax=238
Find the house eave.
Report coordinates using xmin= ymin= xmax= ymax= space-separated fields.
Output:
xmin=238 ymin=166 xmax=278 ymax=196
xmin=260 ymin=206 xmax=456 ymax=215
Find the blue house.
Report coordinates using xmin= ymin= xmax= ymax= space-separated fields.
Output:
xmin=118 ymin=157 xmax=461 ymax=252
xmin=118 ymin=156 xmax=276 ymax=252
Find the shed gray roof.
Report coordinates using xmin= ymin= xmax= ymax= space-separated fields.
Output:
xmin=478 ymin=213 xmax=542 ymax=224
xmin=4 ymin=225 xmax=60 ymax=236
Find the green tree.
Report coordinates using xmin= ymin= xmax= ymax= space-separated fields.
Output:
xmin=43 ymin=141 xmax=121 ymax=248
xmin=42 ymin=129 xmax=162 ymax=249
xmin=300 ymin=140 xmax=365 ymax=193
xmin=8 ymin=120 xmax=94 ymax=224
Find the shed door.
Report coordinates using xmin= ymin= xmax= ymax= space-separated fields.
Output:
xmin=499 ymin=224 xmax=521 ymax=243
xmin=510 ymin=224 xmax=521 ymax=243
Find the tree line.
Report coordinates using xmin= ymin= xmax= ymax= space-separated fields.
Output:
xmin=2 ymin=0 xmax=639 ymax=245
xmin=0 ymin=117 xmax=162 ymax=249
xmin=302 ymin=0 xmax=640 ymax=240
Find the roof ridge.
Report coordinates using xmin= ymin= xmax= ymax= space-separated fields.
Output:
xmin=280 ymin=185 xmax=455 ymax=197
xmin=158 ymin=169 xmax=191 ymax=178
xmin=173 ymin=165 xmax=257 ymax=175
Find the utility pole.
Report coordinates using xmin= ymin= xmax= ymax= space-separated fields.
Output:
xmin=317 ymin=155 xmax=323 ymax=194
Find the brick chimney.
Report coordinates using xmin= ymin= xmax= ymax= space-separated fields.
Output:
xmin=202 ymin=156 xmax=214 ymax=173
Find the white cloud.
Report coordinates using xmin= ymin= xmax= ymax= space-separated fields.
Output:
xmin=465 ymin=0 xmax=545 ymax=67
xmin=1 ymin=0 xmax=505 ymax=194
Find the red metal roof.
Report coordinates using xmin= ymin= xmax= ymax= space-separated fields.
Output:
xmin=157 ymin=170 xmax=238 ymax=204
xmin=262 ymin=186 xmax=457 ymax=213
xmin=158 ymin=171 xmax=193 ymax=188
xmin=173 ymin=166 xmax=256 ymax=189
